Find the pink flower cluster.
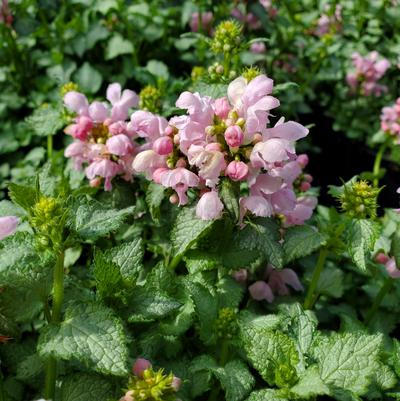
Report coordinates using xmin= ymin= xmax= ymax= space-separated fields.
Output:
xmin=189 ymin=11 xmax=213 ymax=34
xmin=380 ymin=98 xmax=400 ymax=142
xmin=314 ymin=4 xmax=342 ymax=37
xmin=231 ymin=8 xmax=261 ymax=30
xmin=0 ymin=216 xmax=18 ymax=240
xmin=346 ymin=51 xmax=390 ymax=96
xmin=131 ymin=74 xmax=316 ymax=223
xmin=375 ymin=253 xmax=400 ymax=279
xmin=63 ymin=83 xmax=139 ymax=191
xmin=235 ymin=264 xmax=303 ymax=303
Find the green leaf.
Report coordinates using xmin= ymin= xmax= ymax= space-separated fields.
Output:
xmin=104 ymin=237 xmax=144 ymax=285
xmin=235 ymin=218 xmax=284 ymax=268
xmin=38 ymin=301 xmax=128 ymax=376
xmin=192 ymin=81 xmax=228 ymax=98
xmin=245 ymin=389 xmax=290 ymax=401
xmin=313 ymin=332 xmax=383 ymax=395
xmin=93 ymin=250 xmax=123 ymax=299
xmin=171 ymin=206 xmax=215 ymax=259
xmin=240 ymin=324 xmax=299 ymax=387
xmin=290 ymin=366 xmax=330 ymax=398
xmin=185 ymin=280 xmax=218 ymax=343
xmin=106 ymin=34 xmax=134 ymax=60
xmin=393 ymin=339 xmax=400 ymax=378
xmin=279 ymin=303 xmax=317 ymax=358
xmin=68 ymin=197 xmax=134 ymax=241
xmin=345 ymin=219 xmax=380 ymax=271
xmin=146 ymin=60 xmax=169 ymax=80
xmin=212 ymin=360 xmax=255 ymax=401
xmin=219 ymin=178 xmax=240 ymax=223
xmin=184 ymin=250 xmax=221 ymax=274
xmin=283 ymin=225 xmax=326 ymax=263
xmin=128 ymin=287 xmax=182 ymax=322
xmin=316 ymin=265 xmax=344 ymax=298
xmin=74 ymin=63 xmax=102 ymax=94
xmin=145 ymin=182 xmax=165 ymax=222
xmin=0 ymin=232 xmax=53 ymax=292
xmin=273 ymin=82 xmax=299 ymax=95
xmin=8 ymin=182 xmax=37 ymax=211
xmin=189 ymin=355 xmax=218 ymax=397
xmin=60 ymin=373 xmax=114 ymax=401
xmin=26 ymin=105 xmax=63 ymax=137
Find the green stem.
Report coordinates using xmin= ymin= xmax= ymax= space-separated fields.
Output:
xmin=168 ymin=254 xmax=182 ymax=271
xmin=304 ymin=248 xmax=328 ymax=310
xmin=44 ymin=250 xmax=65 ymax=399
xmin=364 ymin=277 xmax=393 ymax=325
xmin=223 ymin=53 xmax=231 ymax=79
xmin=372 ymin=142 xmax=387 ymax=188
xmin=47 ymin=135 xmax=53 ymax=160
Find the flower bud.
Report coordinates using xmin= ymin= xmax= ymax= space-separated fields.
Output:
xmin=297 ymin=153 xmax=309 ymax=168
xmin=224 ymin=125 xmax=244 ymax=147
xmin=375 ymin=252 xmax=390 ymax=264
xmin=132 ymin=358 xmax=152 ymax=378
xmin=225 ymin=161 xmax=248 ymax=181
xmin=153 ymin=136 xmax=173 ymax=155
xmin=233 ymin=268 xmax=248 ymax=283
xmin=300 ymin=182 xmax=311 ymax=192
xmin=214 ymin=97 xmax=231 ymax=119
xmin=171 ymin=376 xmax=182 ymax=391
xmin=169 ymin=194 xmax=179 ymax=204
xmin=89 ymin=177 xmax=102 ymax=188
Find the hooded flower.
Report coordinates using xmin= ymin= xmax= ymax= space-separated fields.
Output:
xmin=160 ymin=168 xmax=199 ymax=205
xmin=196 ymin=191 xmax=224 ymax=220
xmin=0 ymin=216 xmax=19 ymax=240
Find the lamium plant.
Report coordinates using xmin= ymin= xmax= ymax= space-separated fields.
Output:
xmin=1 ymin=2 xmax=400 ymax=401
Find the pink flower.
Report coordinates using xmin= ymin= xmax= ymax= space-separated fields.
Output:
xmin=106 ymin=134 xmax=133 ymax=156
xmin=0 ymin=216 xmax=19 ymax=240
xmin=64 ymin=141 xmax=88 ymax=170
xmin=85 ymin=159 xmax=121 ymax=191
xmin=249 ymin=281 xmax=274 ymax=302
xmin=196 ymin=191 xmax=224 ymax=220
xmin=132 ymin=150 xmax=166 ymax=179
xmin=107 ymin=83 xmax=138 ymax=121
xmin=160 ymin=168 xmax=199 ymax=205
xmin=152 ymin=136 xmax=173 ymax=155
xmin=240 ymin=196 xmax=274 ymax=218
xmin=266 ymin=264 xmax=303 ymax=295
xmin=384 ymin=258 xmax=400 ymax=279
xmin=225 ymin=161 xmax=249 ymax=181
xmin=132 ymin=358 xmax=152 ymax=378
xmin=284 ymin=196 xmax=318 ymax=226
xmin=187 ymin=144 xmax=226 ymax=184
xmin=129 ymin=111 xmax=168 ymax=141
xmin=88 ymin=101 xmax=108 ymax=122
xmin=224 ymin=125 xmax=244 ymax=148
xmin=347 ymin=52 xmax=390 ymax=96
xmin=64 ymin=91 xmax=89 ymax=115
xmin=250 ymin=42 xmax=266 ymax=54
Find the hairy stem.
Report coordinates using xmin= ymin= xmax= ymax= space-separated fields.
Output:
xmin=364 ymin=277 xmax=393 ymax=325
xmin=44 ymin=250 xmax=65 ymax=399
xmin=373 ymin=142 xmax=387 ymax=188
xmin=47 ymin=135 xmax=53 ymax=160
xmin=304 ymin=248 xmax=328 ymax=310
